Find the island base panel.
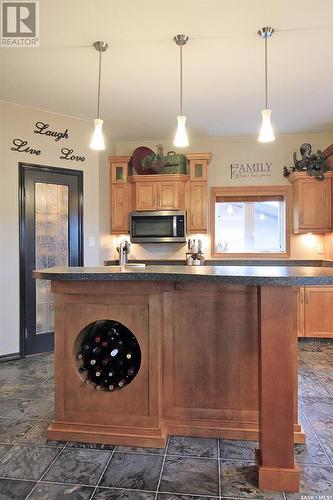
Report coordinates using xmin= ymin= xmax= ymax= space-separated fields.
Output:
xmin=47 ymin=422 xmax=167 ymax=448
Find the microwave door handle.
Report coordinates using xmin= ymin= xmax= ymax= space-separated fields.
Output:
xmin=173 ymin=216 xmax=177 ymax=237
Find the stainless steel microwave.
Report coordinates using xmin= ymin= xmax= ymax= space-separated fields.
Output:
xmin=130 ymin=211 xmax=186 ymax=243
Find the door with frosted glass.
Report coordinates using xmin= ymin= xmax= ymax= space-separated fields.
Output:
xmin=20 ymin=164 xmax=83 ymax=355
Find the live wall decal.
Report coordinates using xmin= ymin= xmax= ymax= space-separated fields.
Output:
xmin=11 ymin=138 xmax=41 ymax=155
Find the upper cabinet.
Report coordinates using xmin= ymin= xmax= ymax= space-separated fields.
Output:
xmin=110 ymin=153 xmax=212 ymax=234
xmin=110 ymin=156 xmax=131 ymax=234
xmin=131 ymin=175 xmax=187 ymax=211
xmin=289 ymin=172 xmax=333 ymax=233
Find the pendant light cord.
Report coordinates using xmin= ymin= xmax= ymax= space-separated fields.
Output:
xmin=179 ymin=42 xmax=183 ymax=115
xmin=97 ymin=49 xmax=102 ymax=119
xmin=264 ymin=35 xmax=268 ymax=109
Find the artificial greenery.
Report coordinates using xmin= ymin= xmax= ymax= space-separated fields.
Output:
xmin=283 ymin=143 xmax=328 ymax=181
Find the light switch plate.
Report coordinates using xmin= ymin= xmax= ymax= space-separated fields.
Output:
xmin=88 ymin=236 xmax=96 ymax=247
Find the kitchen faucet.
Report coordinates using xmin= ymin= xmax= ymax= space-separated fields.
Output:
xmin=117 ymin=239 xmax=131 ymax=266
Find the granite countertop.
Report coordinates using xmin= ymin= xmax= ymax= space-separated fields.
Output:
xmin=33 ymin=265 xmax=333 ymax=286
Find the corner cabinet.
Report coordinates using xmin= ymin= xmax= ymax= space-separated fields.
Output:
xmin=298 ymin=286 xmax=333 ymax=338
xmin=289 ymin=172 xmax=333 ymax=234
xmin=110 ymin=153 xmax=212 ymax=235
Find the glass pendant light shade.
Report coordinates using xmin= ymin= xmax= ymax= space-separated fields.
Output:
xmin=174 ymin=115 xmax=189 ymax=147
xmin=258 ymin=109 xmax=275 ymax=143
xmin=90 ymin=118 xmax=105 ymax=150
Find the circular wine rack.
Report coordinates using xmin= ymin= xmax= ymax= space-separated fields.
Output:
xmin=75 ymin=320 xmax=141 ymax=392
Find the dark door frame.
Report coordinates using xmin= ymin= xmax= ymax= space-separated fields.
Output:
xmin=19 ymin=162 xmax=84 ymax=357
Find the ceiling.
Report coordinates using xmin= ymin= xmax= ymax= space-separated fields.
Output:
xmin=1 ymin=0 xmax=333 ymax=141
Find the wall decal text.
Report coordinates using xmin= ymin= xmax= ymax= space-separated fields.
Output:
xmin=34 ymin=121 xmax=69 ymax=142
xmin=230 ymin=162 xmax=272 ymax=180
xmin=11 ymin=138 xmax=41 ymax=155
xmin=60 ymin=148 xmax=85 ymax=162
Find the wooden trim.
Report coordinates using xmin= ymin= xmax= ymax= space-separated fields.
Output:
xmin=210 ymin=185 xmax=291 ymax=259
xmin=109 ymin=156 xmax=131 ymax=164
xmin=288 ymin=171 xmax=333 ymax=183
xmin=186 ymin=153 xmax=212 ymax=163
xmin=128 ymin=174 xmax=189 ymax=183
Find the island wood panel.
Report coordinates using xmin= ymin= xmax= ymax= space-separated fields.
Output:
xmin=48 ymin=282 xmax=166 ymax=447
xmin=257 ymin=286 xmax=299 ymax=492
xmin=163 ymin=284 xmax=259 ymax=436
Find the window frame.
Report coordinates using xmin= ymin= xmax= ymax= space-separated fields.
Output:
xmin=210 ymin=185 xmax=291 ymax=258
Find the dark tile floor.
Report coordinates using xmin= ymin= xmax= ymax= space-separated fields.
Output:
xmin=0 ymin=340 xmax=332 ymax=499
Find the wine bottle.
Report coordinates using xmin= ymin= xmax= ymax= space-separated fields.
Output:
xmin=90 ymin=359 xmax=96 ymax=366
xmin=127 ymin=367 xmax=135 ymax=376
xmin=95 ymin=369 xmax=102 ymax=377
xmin=110 ymin=348 xmax=119 ymax=357
xmin=84 ymin=344 xmax=90 ymax=351
xmin=118 ymin=379 xmax=126 ymax=388
xmin=79 ymin=367 xmax=87 ymax=373
xmin=95 ymin=385 xmax=102 ymax=391
xmin=126 ymin=353 xmax=132 ymax=360
xmin=94 ymin=336 xmax=101 ymax=343
xmin=77 ymin=352 xmax=83 ymax=360
xmin=108 ymin=384 xmax=115 ymax=391
xmin=101 ymin=341 xmax=108 ymax=348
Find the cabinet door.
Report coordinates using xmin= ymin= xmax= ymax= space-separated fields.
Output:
xmin=189 ymin=182 xmax=207 ymax=232
xmin=111 ymin=184 xmax=129 ymax=233
xmin=136 ymin=182 xmax=157 ymax=211
xmin=304 ymin=286 xmax=333 ymax=338
xmin=157 ymin=182 xmax=185 ymax=210
xmin=296 ymin=178 xmax=332 ymax=232
xmin=297 ymin=288 xmax=305 ymax=337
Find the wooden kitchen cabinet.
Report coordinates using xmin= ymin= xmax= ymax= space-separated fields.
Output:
xmin=189 ymin=182 xmax=207 ymax=232
xmin=130 ymin=174 xmax=187 ymax=211
xmin=304 ymin=286 xmax=333 ymax=338
xmin=289 ymin=172 xmax=333 ymax=233
xmin=111 ymin=184 xmax=129 ymax=233
xmin=135 ymin=182 xmax=156 ymax=210
xmin=110 ymin=154 xmax=212 ymax=234
xmin=298 ymin=285 xmax=333 ymax=338
xmin=110 ymin=156 xmax=131 ymax=234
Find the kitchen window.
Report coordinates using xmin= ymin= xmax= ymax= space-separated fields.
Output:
xmin=210 ymin=186 xmax=291 ymax=257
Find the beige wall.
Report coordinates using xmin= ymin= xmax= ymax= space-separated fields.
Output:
xmin=0 ymin=101 xmax=102 ymax=356
xmin=106 ymin=133 xmax=333 ymax=262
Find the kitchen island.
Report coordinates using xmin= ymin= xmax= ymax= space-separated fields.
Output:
xmin=33 ymin=265 xmax=333 ymax=493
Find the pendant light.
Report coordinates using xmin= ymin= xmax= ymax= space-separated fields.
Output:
xmin=258 ymin=27 xmax=275 ymax=143
xmin=90 ymin=41 xmax=108 ymax=150
xmin=173 ymin=34 xmax=189 ymax=148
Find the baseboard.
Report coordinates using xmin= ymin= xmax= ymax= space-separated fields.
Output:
xmin=0 ymin=352 xmax=21 ymax=363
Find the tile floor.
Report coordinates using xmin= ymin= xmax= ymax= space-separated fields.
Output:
xmin=0 ymin=339 xmax=332 ymax=499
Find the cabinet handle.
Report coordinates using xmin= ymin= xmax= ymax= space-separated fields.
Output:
xmin=305 ymin=292 xmax=309 ymax=304
xmin=299 ymin=214 xmax=304 ymax=225
xmin=300 ymin=290 xmax=304 ymax=304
